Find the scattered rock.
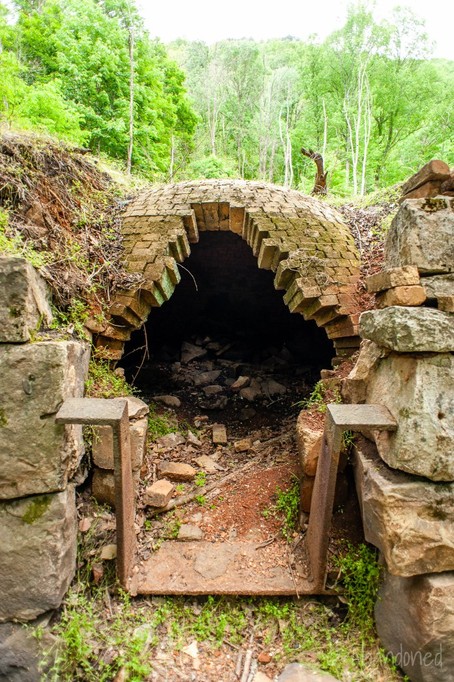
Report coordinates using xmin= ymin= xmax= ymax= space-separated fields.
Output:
xmin=186 ymin=431 xmax=202 ymax=448
xmin=231 ymin=375 xmax=250 ymax=390
xmin=177 ymin=524 xmax=203 ymax=541
xmin=193 ymin=370 xmax=221 ymax=386
xmin=240 ymin=384 xmax=261 ymax=402
xmin=212 ymin=423 xmax=227 ymax=444
xmin=181 ymin=342 xmax=207 ymax=364
xmin=157 ymin=433 xmax=186 ymax=449
xmin=376 ymin=570 xmax=454 ymax=682
xmin=157 ymin=461 xmax=196 ymax=481
xmin=182 ymin=640 xmax=199 ymax=659
xmin=194 ymin=455 xmax=219 ymax=473
xmin=145 ymin=480 xmax=175 ymax=508
xmin=203 ymin=384 xmax=223 ymax=396
xmin=359 ymin=306 xmax=454 ymax=353
xmin=257 ymin=652 xmax=272 ymax=664
xmin=263 ymin=379 xmax=287 ymax=396
xmin=234 ymin=438 xmax=252 ymax=453
xmin=200 ymin=395 xmax=228 ymax=410
xmin=100 ymin=544 xmax=117 ymax=561
xmin=278 ymin=662 xmax=341 ymax=681
xmin=154 ymin=395 xmax=181 ymax=408
xmin=354 ymin=440 xmax=454 ymax=576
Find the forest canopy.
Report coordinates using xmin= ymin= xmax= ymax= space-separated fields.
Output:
xmin=1 ymin=0 xmax=453 ymax=194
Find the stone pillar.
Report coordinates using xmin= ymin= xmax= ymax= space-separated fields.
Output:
xmin=344 ymin=197 xmax=454 ymax=681
xmin=0 ymin=257 xmax=90 ymax=623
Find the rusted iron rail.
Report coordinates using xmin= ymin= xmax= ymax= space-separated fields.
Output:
xmin=305 ymin=403 xmax=397 ymax=590
xmin=56 ymin=398 xmax=136 ymax=589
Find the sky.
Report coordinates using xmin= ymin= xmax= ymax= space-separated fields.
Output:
xmin=137 ymin=0 xmax=454 ymax=59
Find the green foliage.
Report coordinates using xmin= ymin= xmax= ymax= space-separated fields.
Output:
xmin=194 ymin=471 xmax=207 ymax=487
xmin=263 ymin=477 xmax=300 ymax=541
xmin=0 ymin=221 xmax=51 ymax=269
xmin=147 ymin=403 xmax=174 ymax=441
xmin=334 ymin=543 xmax=382 ymax=639
xmin=85 ymin=359 xmax=133 ymax=398
xmin=189 ymin=155 xmax=235 ymax=179
xmin=296 ymin=380 xmax=341 ymax=413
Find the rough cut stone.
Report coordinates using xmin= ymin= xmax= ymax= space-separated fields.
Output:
xmin=296 ymin=412 xmax=324 ymax=477
xmin=234 ymin=438 xmax=252 ymax=453
xmin=278 ymin=662 xmax=341 ymax=681
xmin=359 ymin=307 xmax=454 ymax=353
xmin=177 ymin=524 xmax=203 ymax=541
xmin=154 ymin=395 xmax=181 ymax=408
xmin=157 ymin=461 xmax=196 ymax=481
xmin=365 ymin=352 xmax=454 ymax=481
xmin=157 ymin=432 xmax=186 ymax=449
xmin=438 ymin=295 xmax=454 ymax=313
xmin=366 ymin=265 xmax=420 ymax=293
xmin=124 ymin=396 xmax=149 ymax=419
xmin=376 ymin=285 xmax=426 ymax=308
xmin=186 ymin=430 xmax=202 ymax=448
xmin=354 ymin=441 xmax=454 ymax=576
xmin=212 ymin=423 xmax=227 ymax=444
xmin=92 ymin=417 xmax=147 ymax=471
xmin=421 ymin=273 xmax=454 ymax=300
xmin=194 ymin=454 xmax=219 ymax=473
xmin=203 ymin=384 xmax=223 ymax=396
xmin=0 ymin=616 xmax=55 ymax=682
xmin=145 ymin=479 xmax=175 ymax=507
xmin=385 ymin=196 xmax=454 ymax=274
xmin=0 ymin=340 xmax=90 ymax=499
xmin=231 ymin=375 xmax=250 ymax=390
xmin=0 ymin=257 xmax=53 ymax=343
xmin=193 ymin=370 xmax=221 ymax=386
xmin=0 ymin=486 xmax=77 ymax=622
xmin=91 ymin=468 xmax=116 ymax=507
xmin=375 ymin=570 xmax=454 ymax=682
xmin=341 ymin=340 xmax=388 ymax=404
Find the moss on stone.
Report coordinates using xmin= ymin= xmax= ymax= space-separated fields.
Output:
xmin=22 ymin=495 xmax=52 ymax=524
xmin=0 ymin=408 xmax=7 ymax=427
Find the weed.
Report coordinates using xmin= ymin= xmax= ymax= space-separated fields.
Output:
xmin=334 ymin=543 xmax=382 ymax=639
xmin=50 ymin=299 xmax=91 ymax=339
xmin=175 ymin=483 xmax=186 ymax=494
xmin=85 ymin=358 xmax=133 ymax=398
xmin=194 ymin=471 xmax=207 ymax=487
xmin=147 ymin=403 xmax=175 ymax=441
xmin=195 ymin=494 xmax=207 ymax=506
xmin=263 ymin=477 xmax=300 ymax=541
xmin=0 ymin=220 xmax=52 ymax=269
xmin=295 ymin=380 xmax=341 ymax=413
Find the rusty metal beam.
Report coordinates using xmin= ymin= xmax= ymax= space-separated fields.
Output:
xmin=56 ymin=398 xmax=136 ymax=589
xmin=305 ymin=404 xmax=397 ymax=590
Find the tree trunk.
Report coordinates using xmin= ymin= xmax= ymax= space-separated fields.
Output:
xmin=126 ymin=26 xmax=135 ymax=175
xmin=301 ymin=147 xmax=328 ymax=194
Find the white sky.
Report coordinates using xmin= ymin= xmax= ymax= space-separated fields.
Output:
xmin=138 ymin=0 xmax=454 ymax=59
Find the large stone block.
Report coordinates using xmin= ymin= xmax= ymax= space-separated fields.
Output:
xmin=364 ymin=352 xmax=454 ymax=480
xmin=92 ymin=415 xmax=147 ymax=471
xmin=360 ymin=307 xmax=454 ymax=353
xmin=0 ymin=257 xmax=53 ymax=342
xmin=0 ymin=486 xmax=77 ymax=622
xmin=375 ymin=570 xmax=454 ymax=682
xmin=354 ymin=441 xmax=454 ymax=576
xmin=0 ymin=340 xmax=90 ymax=499
xmin=421 ymin=273 xmax=454 ymax=300
xmin=385 ymin=196 xmax=454 ymax=274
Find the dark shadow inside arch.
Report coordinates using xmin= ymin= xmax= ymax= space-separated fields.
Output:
xmin=121 ymin=232 xmax=334 ymax=392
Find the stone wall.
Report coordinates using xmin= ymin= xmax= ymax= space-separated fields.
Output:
xmin=344 ymin=197 xmax=454 ymax=682
xmin=0 ymin=257 xmax=90 ymax=623
xmin=91 ymin=180 xmax=361 ymax=362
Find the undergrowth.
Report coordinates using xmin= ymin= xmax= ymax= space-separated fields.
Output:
xmin=263 ymin=477 xmax=300 ymax=541
xmin=85 ymin=358 xmax=134 ymax=398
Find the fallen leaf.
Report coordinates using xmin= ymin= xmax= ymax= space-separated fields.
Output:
xmin=79 ymin=517 xmax=92 ymax=533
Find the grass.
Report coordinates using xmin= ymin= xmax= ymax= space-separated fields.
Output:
xmin=38 ymin=506 xmax=403 ymax=681
xmin=85 ymin=358 xmax=134 ymax=398
xmin=295 ymin=380 xmax=341 ymax=414
xmin=263 ymin=477 xmax=300 ymax=541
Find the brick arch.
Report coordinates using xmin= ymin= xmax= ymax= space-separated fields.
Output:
xmin=94 ymin=179 xmax=361 ymax=361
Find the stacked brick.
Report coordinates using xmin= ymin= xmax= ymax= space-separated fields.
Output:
xmin=0 ymin=257 xmax=90 ymax=622
xmin=344 ymin=197 xmax=454 ymax=681
xmin=93 ymin=180 xmax=361 ymax=361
